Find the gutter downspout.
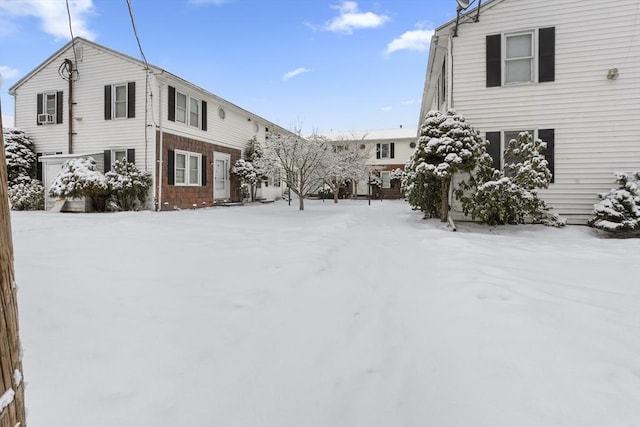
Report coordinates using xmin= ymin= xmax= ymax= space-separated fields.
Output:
xmin=156 ymin=77 xmax=164 ymax=211
xmin=447 ymin=31 xmax=456 ymax=231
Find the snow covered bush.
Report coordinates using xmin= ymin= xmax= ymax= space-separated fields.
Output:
xmin=105 ymin=159 xmax=152 ymax=211
xmin=3 ymin=128 xmax=36 ymax=183
xmin=457 ymin=131 xmax=562 ymax=226
xmin=389 ymin=168 xmax=403 ymax=183
xmin=230 ymin=158 xmax=258 ymax=200
xmin=404 ymin=110 xmax=488 ymax=220
xmin=8 ymin=176 xmax=44 ymax=211
xmin=49 ymin=157 xmax=108 ymax=210
xmin=589 ymin=172 xmax=640 ymax=233
xmin=368 ymin=174 xmax=381 ymax=187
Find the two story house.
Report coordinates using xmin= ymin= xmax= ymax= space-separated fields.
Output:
xmin=420 ymin=0 xmax=640 ymax=224
xmin=8 ymin=37 xmax=295 ymax=211
xmin=324 ymin=127 xmax=418 ymax=199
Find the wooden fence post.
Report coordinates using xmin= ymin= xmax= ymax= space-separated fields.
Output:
xmin=0 ymin=79 xmax=27 ymax=426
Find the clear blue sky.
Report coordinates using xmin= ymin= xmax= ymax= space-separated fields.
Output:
xmin=0 ymin=0 xmax=459 ymax=134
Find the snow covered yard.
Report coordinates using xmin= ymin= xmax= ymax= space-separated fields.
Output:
xmin=10 ymin=199 xmax=640 ymax=427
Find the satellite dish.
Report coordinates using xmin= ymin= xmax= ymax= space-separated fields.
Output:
xmin=456 ymin=0 xmax=471 ymax=9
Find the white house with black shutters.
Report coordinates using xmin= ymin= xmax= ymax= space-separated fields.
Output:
xmin=419 ymin=0 xmax=640 ymax=224
xmin=9 ymin=37 xmax=295 ymax=211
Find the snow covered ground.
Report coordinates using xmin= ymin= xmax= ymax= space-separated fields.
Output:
xmin=10 ymin=199 xmax=640 ymax=427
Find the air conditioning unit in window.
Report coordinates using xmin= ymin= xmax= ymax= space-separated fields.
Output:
xmin=37 ymin=113 xmax=55 ymax=124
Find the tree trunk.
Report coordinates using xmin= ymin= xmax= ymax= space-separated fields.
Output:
xmin=298 ymin=194 xmax=304 ymax=210
xmin=0 ymin=102 xmax=27 ymax=427
xmin=440 ymin=177 xmax=451 ymax=222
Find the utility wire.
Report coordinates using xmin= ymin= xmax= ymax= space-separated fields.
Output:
xmin=126 ymin=0 xmax=149 ymax=70
xmin=65 ymin=0 xmax=79 ymax=71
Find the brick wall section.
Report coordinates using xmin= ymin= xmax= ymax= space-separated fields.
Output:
xmin=379 ymin=164 xmax=405 ymax=199
xmin=156 ymin=131 xmax=241 ymax=210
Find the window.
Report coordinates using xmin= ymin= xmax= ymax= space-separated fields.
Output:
xmin=486 ymin=27 xmax=555 ymax=87
xmin=114 ymin=85 xmax=127 ymax=118
xmin=36 ymin=91 xmax=63 ymax=125
xmin=103 ymin=149 xmax=135 ymax=172
xmin=104 ymin=82 xmax=135 ymax=120
xmin=176 ymin=92 xmax=187 ymax=124
xmin=174 ymin=150 xmax=201 ymax=186
xmin=485 ymin=129 xmax=555 ymax=182
xmin=505 ymin=33 xmax=533 ymax=84
xmin=376 ymin=142 xmax=395 ymax=159
xmin=380 ymin=171 xmax=391 ymax=189
xmin=167 ymin=86 xmax=207 ymax=131
xmin=189 ymin=97 xmax=200 ymax=128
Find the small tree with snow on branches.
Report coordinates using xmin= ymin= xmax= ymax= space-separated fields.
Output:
xmin=49 ymin=157 xmax=108 ymax=211
xmin=264 ymin=130 xmax=327 ymax=210
xmin=589 ymin=172 xmax=640 ymax=233
xmin=105 ymin=159 xmax=152 ymax=211
xmin=404 ymin=110 xmax=488 ymax=220
xmin=317 ymin=140 xmax=370 ymax=203
xmin=230 ymin=158 xmax=258 ymax=201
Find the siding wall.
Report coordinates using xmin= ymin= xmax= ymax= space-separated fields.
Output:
xmin=442 ymin=0 xmax=640 ymax=223
xmin=14 ymin=41 xmax=152 ymax=171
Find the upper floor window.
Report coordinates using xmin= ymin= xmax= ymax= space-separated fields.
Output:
xmin=104 ymin=82 xmax=136 ymax=120
xmin=376 ymin=142 xmax=395 ymax=159
xmin=505 ymin=32 xmax=533 ymax=84
xmin=168 ymin=86 xmax=208 ymax=131
xmin=36 ymin=91 xmax=63 ymax=125
xmin=486 ymin=27 xmax=555 ymax=87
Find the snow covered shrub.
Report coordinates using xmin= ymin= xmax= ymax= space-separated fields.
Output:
xmin=49 ymin=157 xmax=108 ymax=210
xmin=457 ymin=131 xmax=560 ymax=226
xmin=404 ymin=110 xmax=488 ymax=220
xmin=589 ymin=172 xmax=640 ymax=233
xmin=368 ymin=174 xmax=381 ymax=187
xmin=389 ymin=168 xmax=403 ymax=183
xmin=231 ymin=158 xmax=257 ymax=201
xmin=3 ymin=128 xmax=36 ymax=182
xmin=8 ymin=176 xmax=44 ymax=211
xmin=105 ymin=159 xmax=152 ymax=211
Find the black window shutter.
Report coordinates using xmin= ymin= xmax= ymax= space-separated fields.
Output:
xmin=539 ymin=27 xmax=555 ymax=83
xmin=36 ymin=153 xmax=42 ymax=181
xmin=127 ymin=148 xmax=135 ymax=164
xmin=390 ymin=143 xmax=395 ymax=159
xmin=167 ymin=150 xmax=175 ymax=185
xmin=486 ymin=34 xmax=502 ymax=87
xmin=201 ymin=101 xmax=207 ymax=131
xmin=37 ymin=94 xmax=43 ymax=126
xmin=104 ymin=150 xmax=111 ymax=173
xmin=56 ymin=91 xmax=63 ymax=124
xmin=485 ymin=131 xmax=501 ymax=170
xmin=376 ymin=144 xmax=381 ymax=159
xmin=538 ymin=129 xmax=555 ymax=183
xmin=127 ymin=81 xmax=136 ymax=118
xmin=168 ymin=86 xmax=176 ymax=122
xmin=104 ymin=85 xmax=112 ymax=120
xmin=201 ymin=155 xmax=207 ymax=186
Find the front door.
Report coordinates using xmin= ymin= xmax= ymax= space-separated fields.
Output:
xmin=213 ymin=152 xmax=230 ymax=200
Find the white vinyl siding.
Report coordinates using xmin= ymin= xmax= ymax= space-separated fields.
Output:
xmin=431 ymin=0 xmax=640 ymax=223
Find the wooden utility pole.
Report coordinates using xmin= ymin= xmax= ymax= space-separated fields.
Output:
xmin=0 ymin=79 xmax=26 ymax=426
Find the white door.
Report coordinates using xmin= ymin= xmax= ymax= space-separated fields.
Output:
xmin=213 ymin=152 xmax=230 ymax=200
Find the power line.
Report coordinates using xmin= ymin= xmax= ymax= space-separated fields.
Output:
xmin=65 ymin=0 xmax=79 ymax=68
xmin=125 ymin=0 xmax=149 ymax=69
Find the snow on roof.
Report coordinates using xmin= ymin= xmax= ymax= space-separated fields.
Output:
xmin=321 ymin=127 xmax=418 ymax=142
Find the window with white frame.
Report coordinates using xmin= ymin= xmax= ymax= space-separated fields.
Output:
xmin=380 ymin=171 xmax=391 ymax=189
xmin=112 ymin=149 xmax=127 ymax=166
xmin=176 ymin=92 xmax=187 ymax=123
xmin=189 ymin=97 xmax=200 ymax=128
xmin=175 ymin=150 xmax=201 ymax=186
xmin=37 ymin=91 xmax=61 ymax=124
xmin=505 ymin=32 xmax=534 ymax=84
xmin=376 ymin=142 xmax=395 ymax=159
xmin=113 ymin=84 xmax=127 ymax=118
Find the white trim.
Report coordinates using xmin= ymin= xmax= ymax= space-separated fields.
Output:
xmin=174 ymin=149 xmax=201 ymax=186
